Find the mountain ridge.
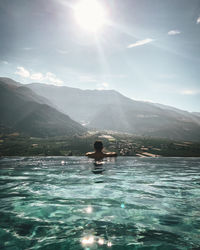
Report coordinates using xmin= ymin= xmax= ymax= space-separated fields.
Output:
xmin=27 ymin=81 xmax=200 ymax=142
xmin=0 ymin=77 xmax=86 ymax=137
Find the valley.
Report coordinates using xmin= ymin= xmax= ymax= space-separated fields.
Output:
xmin=1 ymin=77 xmax=200 ymax=157
xmin=1 ymin=131 xmax=200 ymax=157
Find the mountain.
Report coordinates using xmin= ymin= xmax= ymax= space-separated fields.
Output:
xmin=152 ymin=102 xmax=200 ymax=124
xmin=28 ymin=83 xmax=128 ymax=123
xmin=192 ymin=112 xmax=200 ymax=118
xmin=27 ymin=82 xmax=200 ymax=142
xmin=89 ymin=105 xmax=200 ymax=141
xmin=0 ymin=77 xmax=53 ymax=106
xmin=0 ymin=78 xmax=86 ymax=137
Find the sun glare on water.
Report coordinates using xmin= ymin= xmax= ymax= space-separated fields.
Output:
xmin=74 ymin=0 xmax=107 ymax=32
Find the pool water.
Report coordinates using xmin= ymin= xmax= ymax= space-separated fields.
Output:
xmin=0 ymin=157 xmax=200 ymax=249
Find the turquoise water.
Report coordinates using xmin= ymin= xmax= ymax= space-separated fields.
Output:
xmin=0 ymin=157 xmax=200 ymax=250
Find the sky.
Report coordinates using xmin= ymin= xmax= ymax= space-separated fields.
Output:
xmin=0 ymin=0 xmax=200 ymax=112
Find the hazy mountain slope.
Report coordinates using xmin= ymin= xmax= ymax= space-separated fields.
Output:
xmin=0 ymin=77 xmax=21 ymax=87
xmin=89 ymin=105 xmax=200 ymax=141
xmin=28 ymin=82 xmax=184 ymax=123
xmin=192 ymin=112 xmax=200 ymax=122
xmin=0 ymin=77 xmax=53 ymax=106
xmin=27 ymin=83 xmax=135 ymax=122
xmin=27 ymin=82 xmax=200 ymax=141
xmin=0 ymin=78 xmax=86 ymax=137
xmin=153 ymin=103 xmax=200 ymax=125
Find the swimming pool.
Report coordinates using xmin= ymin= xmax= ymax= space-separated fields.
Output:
xmin=0 ymin=157 xmax=200 ymax=249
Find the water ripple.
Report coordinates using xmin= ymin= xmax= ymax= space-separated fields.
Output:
xmin=0 ymin=156 xmax=200 ymax=249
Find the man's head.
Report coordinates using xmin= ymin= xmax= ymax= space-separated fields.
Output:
xmin=94 ymin=140 xmax=103 ymax=152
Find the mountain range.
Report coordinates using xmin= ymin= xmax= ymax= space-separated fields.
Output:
xmin=28 ymin=82 xmax=200 ymax=142
xmin=0 ymin=77 xmax=86 ymax=137
xmin=1 ymin=77 xmax=200 ymax=141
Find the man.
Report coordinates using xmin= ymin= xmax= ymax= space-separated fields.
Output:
xmin=86 ymin=140 xmax=117 ymax=161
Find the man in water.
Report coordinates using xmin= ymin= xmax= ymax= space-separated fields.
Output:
xmin=86 ymin=140 xmax=117 ymax=161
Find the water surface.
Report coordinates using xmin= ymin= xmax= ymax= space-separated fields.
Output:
xmin=0 ymin=157 xmax=200 ymax=249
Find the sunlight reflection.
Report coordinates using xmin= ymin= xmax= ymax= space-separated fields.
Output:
xmin=81 ymin=236 xmax=94 ymax=246
xmin=98 ymin=238 xmax=104 ymax=245
xmin=121 ymin=203 xmax=125 ymax=208
xmin=81 ymin=235 xmax=112 ymax=248
xmin=107 ymin=241 xmax=112 ymax=247
xmin=85 ymin=205 xmax=93 ymax=214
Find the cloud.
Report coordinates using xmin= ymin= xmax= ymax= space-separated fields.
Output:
xmin=1 ymin=60 xmax=9 ymax=65
xmin=168 ymin=30 xmax=181 ymax=35
xmin=15 ymin=66 xmax=30 ymax=78
xmin=197 ymin=16 xmax=200 ymax=24
xmin=45 ymin=72 xmax=63 ymax=85
xmin=22 ymin=47 xmax=33 ymax=51
xmin=181 ymin=89 xmax=200 ymax=95
xmin=57 ymin=49 xmax=69 ymax=54
xmin=127 ymin=38 xmax=154 ymax=48
xmin=158 ymin=74 xmax=177 ymax=79
xmin=97 ymin=82 xmax=109 ymax=90
xmin=15 ymin=66 xmax=63 ymax=85
xmin=30 ymin=73 xmax=44 ymax=81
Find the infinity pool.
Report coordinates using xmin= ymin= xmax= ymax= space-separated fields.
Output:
xmin=0 ymin=157 xmax=200 ymax=249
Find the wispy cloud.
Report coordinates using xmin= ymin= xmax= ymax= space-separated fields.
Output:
xmin=197 ymin=16 xmax=200 ymax=24
xmin=127 ymin=38 xmax=154 ymax=48
xmin=57 ymin=49 xmax=69 ymax=54
xmin=181 ymin=89 xmax=200 ymax=95
xmin=1 ymin=60 xmax=9 ymax=65
xmin=97 ymin=82 xmax=109 ymax=90
xmin=30 ymin=73 xmax=44 ymax=81
xmin=15 ymin=66 xmax=63 ymax=86
xmin=22 ymin=47 xmax=33 ymax=51
xmin=168 ymin=30 xmax=181 ymax=35
xmin=158 ymin=74 xmax=177 ymax=79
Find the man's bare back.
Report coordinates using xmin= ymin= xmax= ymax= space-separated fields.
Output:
xmin=85 ymin=141 xmax=117 ymax=161
xmin=86 ymin=151 xmax=117 ymax=161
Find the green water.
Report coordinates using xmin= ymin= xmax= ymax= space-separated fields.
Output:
xmin=0 ymin=157 xmax=200 ymax=249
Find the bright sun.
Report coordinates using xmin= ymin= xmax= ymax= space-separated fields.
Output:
xmin=74 ymin=0 xmax=107 ymax=32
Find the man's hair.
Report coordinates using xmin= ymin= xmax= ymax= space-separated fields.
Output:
xmin=94 ymin=140 xmax=103 ymax=152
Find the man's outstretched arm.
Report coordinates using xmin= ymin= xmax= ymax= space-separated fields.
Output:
xmin=85 ymin=152 xmax=95 ymax=158
xmin=104 ymin=152 xmax=117 ymax=157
